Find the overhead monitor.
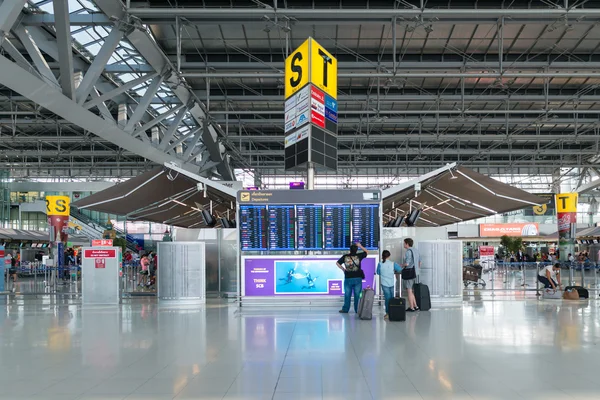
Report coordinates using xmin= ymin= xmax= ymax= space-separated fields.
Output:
xmin=392 ymin=216 xmax=405 ymax=228
xmin=267 ymin=205 xmax=295 ymax=250
xmin=239 ymin=205 xmax=268 ymax=251
xmin=406 ymin=209 xmax=422 ymax=227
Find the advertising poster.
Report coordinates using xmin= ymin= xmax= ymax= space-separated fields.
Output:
xmin=243 ymin=256 xmax=376 ymax=296
xmin=479 ymin=223 xmax=539 ymax=237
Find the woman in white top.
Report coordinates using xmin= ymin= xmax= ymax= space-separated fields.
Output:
xmin=538 ymin=263 xmax=561 ymax=289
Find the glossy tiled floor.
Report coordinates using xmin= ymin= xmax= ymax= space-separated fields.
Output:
xmin=1 ymin=296 xmax=600 ymax=400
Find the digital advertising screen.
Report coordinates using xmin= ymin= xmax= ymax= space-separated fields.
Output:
xmin=242 ymin=256 xmax=376 ymax=296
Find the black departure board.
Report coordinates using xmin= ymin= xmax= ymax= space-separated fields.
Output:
xmin=268 ymin=205 xmax=295 ymax=250
xmin=297 ymin=205 xmax=323 ymax=250
xmin=352 ymin=204 xmax=380 ymax=250
xmin=324 ymin=205 xmax=351 ymax=250
xmin=239 ymin=205 xmax=268 ymax=251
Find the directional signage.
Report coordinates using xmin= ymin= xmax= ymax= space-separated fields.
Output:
xmin=285 ymin=39 xmax=310 ymax=99
xmin=310 ymin=39 xmax=337 ymax=99
xmin=285 ymin=38 xmax=338 ymax=100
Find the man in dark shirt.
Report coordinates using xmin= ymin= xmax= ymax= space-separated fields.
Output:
xmin=336 ymin=242 xmax=368 ymax=314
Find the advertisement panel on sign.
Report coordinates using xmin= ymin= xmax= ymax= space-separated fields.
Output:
xmin=325 ymin=108 xmax=338 ymax=123
xmin=324 ymin=94 xmax=337 ymax=112
xmin=295 ymin=111 xmax=310 ymax=128
xmin=285 ymin=107 xmax=296 ymax=123
xmin=311 ymin=97 xmax=325 ymax=115
xmin=243 ymin=256 xmax=376 ymax=296
xmin=479 ymin=223 xmax=540 ymax=237
xmin=284 ymin=125 xmax=311 ymax=148
xmin=284 ymin=119 xmax=295 ymax=133
xmin=296 ymin=95 xmax=310 ymax=115
xmin=311 ymin=110 xmax=326 ymax=128
xmin=285 ymin=95 xmax=297 ymax=112
xmin=310 ymin=86 xmax=325 ymax=104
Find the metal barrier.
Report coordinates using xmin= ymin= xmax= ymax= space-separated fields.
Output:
xmin=2 ymin=263 xmax=81 ymax=295
xmin=463 ymin=260 xmax=600 ymax=295
xmin=120 ymin=261 xmax=156 ymax=296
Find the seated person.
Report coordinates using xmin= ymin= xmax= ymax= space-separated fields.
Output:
xmin=538 ymin=263 xmax=561 ymax=290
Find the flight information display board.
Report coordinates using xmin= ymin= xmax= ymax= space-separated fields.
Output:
xmin=239 ymin=205 xmax=268 ymax=251
xmin=324 ymin=205 xmax=351 ymax=250
xmin=352 ymin=204 xmax=380 ymax=250
xmin=268 ymin=205 xmax=295 ymax=250
xmin=296 ymin=205 xmax=323 ymax=250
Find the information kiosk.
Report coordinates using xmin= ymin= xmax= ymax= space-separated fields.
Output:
xmin=238 ymin=189 xmax=382 ymax=304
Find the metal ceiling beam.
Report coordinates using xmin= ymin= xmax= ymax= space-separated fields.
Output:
xmin=23 ymin=11 xmax=600 ymax=25
xmin=0 ymin=54 xmax=204 ymax=174
xmin=123 ymin=74 xmax=164 ymax=133
xmin=94 ymin=0 xmax=235 ymax=181
xmin=215 ymin=117 xmax=600 ymax=125
xmin=182 ymin=72 xmax=600 ymax=79
xmin=226 ymin=134 xmax=600 ymax=143
xmin=125 ymin=7 xmax=600 ymax=21
xmin=0 ymin=37 xmax=39 ymax=74
xmin=83 ymin=73 xmax=158 ymax=109
xmin=75 ymin=26 xmax=125 ymax=104
xmin=240 ymin=148 xmax=598 ymax=156
xmin=215 ymin=109 xmax=600 ymax=115
xmin=13 ymin=26 xmax=60 ymax=87
xmin=163 ymin=61 xmax=600 ymax=71
xmin=21 ymin=13 xmax=112 ymax=26
xmin=0 ymin=0 xmax=26 ymax=33
xmin=191 ymin=94 xmax=600 ymax=103
xmin=0 ymin=150 xmax=133 ymax=156
xmin=52 ymin=0 xmax=75 ymax=100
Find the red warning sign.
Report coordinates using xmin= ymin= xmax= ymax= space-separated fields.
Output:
xmin=95 ymin=258 xmax=106 ymax=269
xmin=84 ymin=249 xmax=116 ymax=258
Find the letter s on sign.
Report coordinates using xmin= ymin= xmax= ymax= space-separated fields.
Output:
xmin=289 ymin=52 xmax=303 ymax=87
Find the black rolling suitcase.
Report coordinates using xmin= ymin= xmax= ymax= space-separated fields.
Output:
xmin=388 ymin=297 xmax=406 ymax=321
xmin=413 ymin=282 xmax=431 ymax=311
xmin=565 ymin=285 xmax=589 ymax=299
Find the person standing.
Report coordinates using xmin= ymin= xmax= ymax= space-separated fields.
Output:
xmin=377 ymin=250 xmax=402 ymax=319
xmin=401 ymin=238 xmax=420 ymax=312
xmin=337 ymin=243 xmax=368 ymax=314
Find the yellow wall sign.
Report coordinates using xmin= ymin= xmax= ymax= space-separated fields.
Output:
xmin=284 ymin=37 xmax=337 ymax=100
xmin=46 ymin=196 xmax=70 ymax=216
xmin=555 ymin=192 xmax=578 ymax=213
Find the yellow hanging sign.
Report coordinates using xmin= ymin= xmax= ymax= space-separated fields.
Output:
xmin=284 ymin=37 xmax=337 ymax=100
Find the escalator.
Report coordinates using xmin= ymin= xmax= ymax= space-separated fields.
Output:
xmin=69 ymin=209 xmax=138 ymax=251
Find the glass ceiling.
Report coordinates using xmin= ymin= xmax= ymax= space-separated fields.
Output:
xmin=27 ymin=0 xmax=198 ymax=139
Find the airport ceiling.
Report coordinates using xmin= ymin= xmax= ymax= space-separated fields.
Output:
xmin=1 ymin=0 xmax=600 ymax=181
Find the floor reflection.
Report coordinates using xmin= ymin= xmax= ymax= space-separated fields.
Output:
xmin=0 ymin=298 xmax=598 ymax=399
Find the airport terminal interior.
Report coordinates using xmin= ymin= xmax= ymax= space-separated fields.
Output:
xmin=3 ymin=0 xmax=600 ymax=399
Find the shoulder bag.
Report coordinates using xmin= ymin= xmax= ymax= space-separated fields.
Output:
xmin=401 ymin=249 xmax=417 ymax=280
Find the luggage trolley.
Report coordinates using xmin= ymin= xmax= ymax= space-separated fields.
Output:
xmin=463 ymin=264 xmax=486 ymax=288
